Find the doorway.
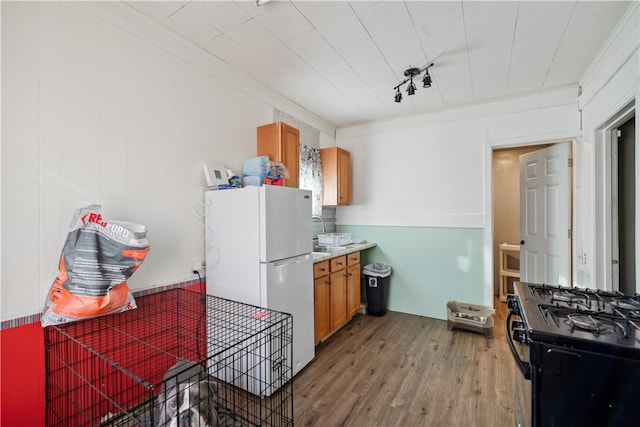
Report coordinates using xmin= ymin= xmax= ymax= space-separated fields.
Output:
xmin=492 ymin=144 xmax=552 ymax=297
xmin=613 ymin=115 xmax=636 ymax=294
xmin=595 ymin=100 xmax=636 ymax=292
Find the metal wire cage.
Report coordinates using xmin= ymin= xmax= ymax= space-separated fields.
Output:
xmin=45 ymin=288 xmax=294 ymax=426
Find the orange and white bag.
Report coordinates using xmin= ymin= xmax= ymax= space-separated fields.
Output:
xmin=41 ymin=204 xmax=150 ymax=327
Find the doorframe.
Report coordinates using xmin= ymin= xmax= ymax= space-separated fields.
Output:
xmin=594 ymin=100 xmax=635 ymax=291
xmin=484 ymin=132 xmax=579 ymax=306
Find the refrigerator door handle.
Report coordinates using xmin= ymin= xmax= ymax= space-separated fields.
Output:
xmin=273 ymin=254 xmax=311 ymax=268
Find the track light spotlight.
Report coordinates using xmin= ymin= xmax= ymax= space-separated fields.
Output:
xmin=394 ymin=88 xmax=402 ymax=103
xmin=407 ymin=78 xmax=416 ymax=95
xmin=392 ymin=63 xmax=434 ymax=103
xmin=422 ymin=69 xmax=432 ymax=88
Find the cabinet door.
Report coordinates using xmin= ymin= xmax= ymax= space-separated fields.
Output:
xmin=314 ymin=274 xmax=331 ymax=344
xmin=346 ymin=263 xmax=361 ymax=319
xmin=329 ymin=270 xmax=348 ymax=331
xmin=281 ymin=124 xmax=299 ymax=188
xmin=337 ymin=148 xmax=351 ymax=205
xmin=257 ymin=122 xmax=299 ymax=188
xmin=320 ymin=147 xmax=350 ymax=206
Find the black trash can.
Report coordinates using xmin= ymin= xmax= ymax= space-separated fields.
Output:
xmin=363 ymin=263 xmax=391 ymax=316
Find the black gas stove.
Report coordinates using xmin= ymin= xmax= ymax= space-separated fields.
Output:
xmin=507 ymin=282 xmax=640 ymax=427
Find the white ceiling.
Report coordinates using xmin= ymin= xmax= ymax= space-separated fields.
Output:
xmin=124 ymin=0 xmax=631 ymax=128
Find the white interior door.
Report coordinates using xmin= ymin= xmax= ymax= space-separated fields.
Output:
xmin=519 ymin=143 xmax=571 ymax=286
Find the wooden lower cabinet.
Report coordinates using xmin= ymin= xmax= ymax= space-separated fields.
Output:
xmin=314 ymin=252 xmax=361 ymax=344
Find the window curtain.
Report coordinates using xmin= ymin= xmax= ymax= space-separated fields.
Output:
xmin=300 ymin=145 xmax=323 ymax=217
xmin=273 ymin=109 xmax=323 ymax=216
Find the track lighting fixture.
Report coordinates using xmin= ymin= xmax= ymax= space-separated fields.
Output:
xmin=393 ymin=63 xmax=434 ymax=103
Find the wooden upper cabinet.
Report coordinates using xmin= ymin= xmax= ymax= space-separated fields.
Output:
xmin=320 ymin=147 xmax=351 ymax=206
xmin=257 ymin=122 xmax=299 ymax=188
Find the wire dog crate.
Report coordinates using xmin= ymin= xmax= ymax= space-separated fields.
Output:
xmin=45 ymin=288 xmax=293 ymax=426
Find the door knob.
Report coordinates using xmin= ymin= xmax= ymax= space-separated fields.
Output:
xmin=520 ymin=240 xmax=525 ymax=245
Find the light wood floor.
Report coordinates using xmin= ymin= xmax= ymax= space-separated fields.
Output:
xmin=293 ymin=299 xmax=514 ymax=427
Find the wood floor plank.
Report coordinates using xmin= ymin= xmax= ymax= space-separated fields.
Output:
xmin=293 ymin=299 xmax=514 ymax=426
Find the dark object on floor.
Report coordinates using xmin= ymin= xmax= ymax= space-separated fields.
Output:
xmin=363 ymin=263 xmax=392 ymax=316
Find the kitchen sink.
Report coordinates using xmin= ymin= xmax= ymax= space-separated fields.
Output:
xmin=312 ymin=245 xmax=346 ymax=254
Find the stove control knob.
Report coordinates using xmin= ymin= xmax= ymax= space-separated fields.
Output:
xmin=506 ymin=297 xmax=520 ymax=314
xmin=512 ymin=327 xmax=527 ymax=343
xmin=511 ymin=321 xmax=524 ymax=330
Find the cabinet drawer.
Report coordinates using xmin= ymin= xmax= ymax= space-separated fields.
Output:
xmin=314 ymin=260 xmax=330 ymax=277
xmin=330 ymin=256 xmax=347 ymax=272
xmin=347 ymin=251 xmax=360 ymax=266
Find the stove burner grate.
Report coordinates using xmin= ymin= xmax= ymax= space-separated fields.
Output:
xmin=566 ymin=314 xmax=613 ymax=335
xmin=552 ymin=290 xmax=580 ymax=303
xmin=539 ymin=305 xmax=634 ymax=339
xmin=611 ymin=298 xmax=640 ymax=311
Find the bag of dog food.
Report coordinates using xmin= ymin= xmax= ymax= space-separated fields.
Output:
xmin=41 ymin=204 xmax=150 ymax=327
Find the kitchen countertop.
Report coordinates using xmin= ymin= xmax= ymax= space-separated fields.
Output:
xmin=312 ymin=241 xmax=377 ymax=263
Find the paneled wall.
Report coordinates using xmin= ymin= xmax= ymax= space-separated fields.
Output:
xmin=336 ymin=89 xmax=580 ymax=316
xmin=1 ymin=3 xmax=333 ymax=423
xmin=0 ymin=1 xmax=332 ymax=322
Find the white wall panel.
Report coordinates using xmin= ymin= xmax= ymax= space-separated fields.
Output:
xmin=339 ymin=120 xmax=485 ymax=228
xmin=1 ymin=2 xmax=41 ymax=318
xmin=1 ymin=2 xmax=326 ymax=321
xmin=100 ymin=19 xmax=131 ymax=218
xmin=60 ymin=3 xmax=102 ymax=212
xmin=38 ymin=2 xmax=65 ymax=307
xmin=488 ymin=103 xmax=580 ymax=146
xmin=337 ymin=89 xmax=579 ymax=229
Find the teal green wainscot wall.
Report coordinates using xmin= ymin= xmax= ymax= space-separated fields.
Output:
xmin=338 ymin=225 xmax=485 ymax=321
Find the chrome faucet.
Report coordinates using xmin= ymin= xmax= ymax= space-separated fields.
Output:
xmin=312 ymin=216 xmax=326 ymax=234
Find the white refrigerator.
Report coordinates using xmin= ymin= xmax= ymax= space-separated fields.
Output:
xmin=205 ymin=185 xmax=314 ymax=380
